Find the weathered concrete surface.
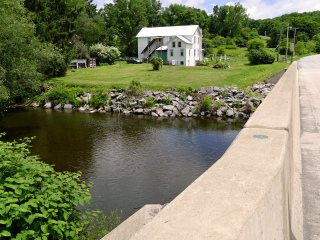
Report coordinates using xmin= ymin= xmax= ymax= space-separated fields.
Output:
xmin=102 ymin=63 xmax=302 ymax=240
xmin=265 ymin=69 xmax=287 ymax=84
xmin=299 ymin=55 xmax=320 ymax=240
xmin=101 ymin=205 xmax=164 ymax=240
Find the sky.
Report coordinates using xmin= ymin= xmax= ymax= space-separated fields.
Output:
xmin=92 ymin=0 xmax=320 ymax=20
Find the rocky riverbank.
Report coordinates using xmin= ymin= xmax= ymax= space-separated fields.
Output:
xmin=29 ymin=82 xmax=275 ymax=119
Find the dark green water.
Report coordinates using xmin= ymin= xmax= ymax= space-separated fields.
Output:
xmin=0 ymin=108 xmax=246 ymax=220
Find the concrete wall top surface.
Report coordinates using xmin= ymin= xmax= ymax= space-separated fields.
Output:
xmin=102 ymin=62 xmax=302 ymax=240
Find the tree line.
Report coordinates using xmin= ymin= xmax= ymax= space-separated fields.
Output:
xmin=1 ymin=0 xmax=320 ymax=112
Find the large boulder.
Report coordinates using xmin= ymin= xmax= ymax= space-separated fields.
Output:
xmin=43 ymin=102 xmax=52 ymax=109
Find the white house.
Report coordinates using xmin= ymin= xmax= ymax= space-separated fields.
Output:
xmin=136 ymin=25 xmax=203 ymax=66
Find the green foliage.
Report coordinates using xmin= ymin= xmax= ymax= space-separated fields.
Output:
xmin=150 ymin=57 xmax=162 ymax=71
xmin=232 ymin=99 xmax=242 ymax=108
xmin=88 ymin=91 xmax=109 ymax=108
xmin=39 ymin=85 xmax=85 ymax=107
xmin=162 ymin=95 xmax=172 ymax=105
xmin=0 ymin=0 xmax=43 ymax=111
xmin=37 ymin=43 xmax=69 ymax=78
xmin=295 ymin=42 xmax=306 ymax=55
xmin=89 ymin=43 xmax=120 ymax=65
xmin=0 ymin=134 xmax=122 ymax=239
xmin=129 ymin=80 xmax=141 ymax=90
xmin=214 ymin=101 xmax=223 ymax=109
xmin=248 ymin=49 xmax=275 ymax=65
xmin=306 ymin=41 xmax=316 ymax=53
xmin=143 ymin=97 xmax=156 ymax=108
xmin=78 ymin=210 xmax=122 ymax=240
xmin=217 ymin=46 xmax=226 ymax=55
xmin=196 ymin=62 xmax=210 ymax=66
xmin=201 ymin=96 xmax=213 ymax=111
xmin=247 ymin=38 xmax=264 ymax=51
xmin=224 ymin=45 xmax=238 ymax=49
xmin=179 ymin=94 xmax=187 ymax=101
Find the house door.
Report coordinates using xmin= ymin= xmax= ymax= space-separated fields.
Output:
xmin=158 ymin=50 xmax=167 ymax=61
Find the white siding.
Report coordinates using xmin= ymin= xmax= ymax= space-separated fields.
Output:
xmin=138 ymin=37 xmax=149 ymax=60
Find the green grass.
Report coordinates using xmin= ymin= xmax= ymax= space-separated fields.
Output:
xmin=50 ymin=48 xmax=291 ymax=90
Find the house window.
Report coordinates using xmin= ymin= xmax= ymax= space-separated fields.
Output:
xmin=180 ymin=61 xmax=184 ymax=66
xmin=148 ymin=37 xmax=151 ymax=44
xmin=194 ymin=36 xmax=196 ymax=43
xmin=170 ymin=49 xmax=174 ymax=57
xmin=180 ymin=49 xmax=184 ymax=57
xmin=178 ymin=42 xmax=181 ymax=47
xmin=172 ymin=42 xmax=175 ymax=48
xmin=198 ymin=37 xmax=200 ymax=44
xmin=194 ymin=49 xmax=196 ymax=56
xmin=189 ymin=49 xmax=190 ymax=56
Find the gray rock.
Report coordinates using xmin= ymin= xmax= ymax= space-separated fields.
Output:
xmin=79 ymin=107 xmax=86 ymax=111
xmin=187 ymin=96 xmax=193 ymax=101
xmin=54 ymin=103 xmax=61 ymax=110
xmin=163 ymin=105 xmax=175 ymax=111
xmin=226 ymin=109 xmax=234 ymax=117
xmin=216 ymin=109 xmax=223 ymax=117
xmin=123 ymin=110 xmax=131 ymax=114
xmin=113 ymin=108 xmax=121 ymax=113
xmin=155 ymin=108 xmax=163 ymax=115
xmin=64 ymin=104 xmax=73 ymax=110
xmin=134 ymin=108 xmax=144 ymax=114
xmin=187 ymin=112 xmax=193 ymax=117
xmin=181 ymin=106 xmax=190 ymax=116
xmin=76 ymin=97 xmax=82 ymax=101
xmin=90 ymin=109 xmax=97 ymax=113
xmin=43 ymin=102 xmax=52 ymax=109
xmin=31 ymin=103 xmax=40 ymax=108
xmin=151 ymin=112 xmax=158 ymax=117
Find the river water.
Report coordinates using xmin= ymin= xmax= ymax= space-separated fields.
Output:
xmin=0 ymin=107 xmax=246 ymax=220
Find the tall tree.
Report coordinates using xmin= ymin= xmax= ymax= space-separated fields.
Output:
xmin=100 ymin=0 xmax=148 ymax=56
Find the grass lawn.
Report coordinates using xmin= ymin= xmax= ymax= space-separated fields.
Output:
xmin=50 ymin=48 xmax=300 ymax=90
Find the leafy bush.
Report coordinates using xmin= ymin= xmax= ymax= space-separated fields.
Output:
xmin=247 ymin=38 xmax=264 ymax=51
xmin=295 ymin=42 xmax=306 ymax=55
xmin=143 ymin=97 xmax=156 ymax=108
xmin=129 ymin=80 xmax=141 ymax=91
xmin=88 ymin=91 xmax=109 ymax=108
xmin=150 ymin=57 xmax=162 ymax=70
xmin=0 ymin=134 xmax=121 ymax=239
xmin=37 ymin=43 xmax=69 ymax=78
xmin=89 ymin=43 xmax=120 ymax=65
xmin=39 ymin=85 xmax=85 ymax=107
xmin=162 ymin=95 xmax=172 ymax=105
xmin=201 ymin=96 xmax=213 ymax=111
xmin=248 ymin=49 xmax=275 ymax=65
xmin=196 ymin=62 xmax=210 ymax=66
xmin=224 ymin=45 xmax=238 ymax=49
xmin=217 ymin=46 xmax=226 ymax=55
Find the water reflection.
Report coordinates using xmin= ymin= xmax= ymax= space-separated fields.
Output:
xmin=0 ymin=108 xmax=246 ymax=219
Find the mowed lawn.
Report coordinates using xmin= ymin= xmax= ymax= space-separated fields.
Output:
xmin=51 ymin=58 xmax=290 ymax=90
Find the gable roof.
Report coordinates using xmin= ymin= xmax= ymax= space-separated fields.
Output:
xmin=136 ymin=25 xmax=199 ymax=38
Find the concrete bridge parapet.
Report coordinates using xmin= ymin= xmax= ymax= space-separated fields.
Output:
xmin=102 ymin=62 xmax=302 ymax=240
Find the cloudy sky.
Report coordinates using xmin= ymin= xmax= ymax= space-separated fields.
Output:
xmin=92 ymin=0 xmax=320 ymax=19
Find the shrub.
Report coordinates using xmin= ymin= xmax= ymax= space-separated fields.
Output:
xmin=89 ymin=43 xmax=120 ymax=65
xmin=248 ymin=49 xmax=275 ymax=65
xmin=144 ymin=97 xmax=156 ymax=108
xmin=162 ymin=95 xmax=172 ymax=105
xmin=201 ymin=96 xmax=213 ymax=111
xmin=150 ymin=57 xmax=162 ymax=70
xmin=196 ymin=62 xmax=210 ymax=66
xmin=88 ymin=91 xmax=109 ymax=108
xmin=0 ymin=134 xmax=122 ymax=239
xmin=129 ymin=80 xmax=141 ymax=90
xmin=295 ymin=42 xmax=306 ymax=55
xmin=217 ymin=46 xmax=226 ymax=55
xmin=224 ymin=45 xmax=238 ymax=49
xmin=247 ymin=38 xmax=264 ymax=51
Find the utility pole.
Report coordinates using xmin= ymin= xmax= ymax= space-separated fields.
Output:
xmin=277 ymin=25 xmax=283 ymax=61
xmin=285 ymin=23 xmax=289 ymax=62
xmin=293 ymin=28 xmax=297 ymax=44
